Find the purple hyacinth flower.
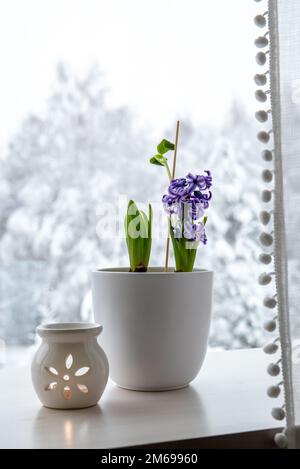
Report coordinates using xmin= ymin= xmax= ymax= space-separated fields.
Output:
xmin=171 ymin=213 xmax=182 ymax=238
xmin=162 ymin=171 xmax=212 ymax=243
xmin=183 ymin=220 xmax=207 ymax=244
xmin=182 ymin=200 xmax=205 ymax=222
xmin=186 ymin=171 xmax=212 ymax=193
xmin=168 ymin=178 xmax=188 ymax=200
xmin=162 ymin=194 xmax=176 ymax=206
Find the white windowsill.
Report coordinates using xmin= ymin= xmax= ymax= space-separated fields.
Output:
xmin=0 ymin=348 xmax=280 ymax=449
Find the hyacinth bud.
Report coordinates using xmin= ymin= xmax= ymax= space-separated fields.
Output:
xmin=125 ymin=200 xmax=152 ymax=272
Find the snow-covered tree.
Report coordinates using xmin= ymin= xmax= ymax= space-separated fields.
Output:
xmin=0 ymin=65 xmax=151 ymax=344
xmin=0 ymin=65 xmax=267 ymax=348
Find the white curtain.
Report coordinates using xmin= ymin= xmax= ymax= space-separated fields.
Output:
xmin=257 ymin=0 xmax=300 ymax=448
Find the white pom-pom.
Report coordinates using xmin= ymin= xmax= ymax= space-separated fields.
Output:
xmin=254 ymin=74 xmax=268 ymax=86
xmin=262 ymin=149 xmax=273 ymax=161
xmin=263 ymin=296 xmax=277 ymax=308
xmin=264 ymin=319 xmax=277 ymax=332
xmin=264 ymin=343 xmax=279 ymax=354
xmin=271 ymin=407 xmax=285 ymax=421
xmin=262 ymin=190 xmax=272 ymax=202
xmin=267 ymin=362 xmax=280 ymax=376
xmin=256 ymin=51 xmax=267 ymax=65
xmin=259 ymin=232 xmax=273 ymax=247
xmin=262 ymin=169 xmax=273 ymax=182
xmin=255 ymin=110 xmax=268 ymax=122
xmin=255 ymin=36 xmax=269 ymax=48
xmin=259 ymin=253 xmax=272 ymax=264
xmin=260 ymin=210 xmax=271 ymax=225
xmin=254 ymin=15 xmax=267 ymax=27
xmin=258 ymin=273 xmax=272 ymax=285
xmin=274 ymin=432 xmax=288 ymax=448
xmin=255 ymin=89 xmax=268 ymax=102
xmin=267 ymin=384 xmax=281 ymax=397
xmin=258 ymin=131 xmax=271 ymax=143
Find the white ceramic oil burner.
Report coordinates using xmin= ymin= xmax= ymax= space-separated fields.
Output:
xmin=31 ymin=323 xmax=109 ymax=409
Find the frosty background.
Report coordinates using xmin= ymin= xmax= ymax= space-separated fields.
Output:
xmin=0 ymin=0 xmax=270 ymax=354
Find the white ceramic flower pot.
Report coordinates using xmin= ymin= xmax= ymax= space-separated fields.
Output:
xmin=92 ymin=268 xmax=213 ymax=391
xmin=31 ymin=323 xmax=109 ymax=409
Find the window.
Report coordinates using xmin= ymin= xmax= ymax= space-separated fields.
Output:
xmin=0 ymin=0 xmax=267 ymax=366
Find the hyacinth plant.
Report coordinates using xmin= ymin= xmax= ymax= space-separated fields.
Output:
xmin=124 ymin=136 xmax=212 ymax=272
xmin=150 ymin=139 xmax=212 ymax=272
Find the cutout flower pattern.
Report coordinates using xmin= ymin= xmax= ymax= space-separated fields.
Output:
xmin=45 ymin=353 xmax=90 ymax=399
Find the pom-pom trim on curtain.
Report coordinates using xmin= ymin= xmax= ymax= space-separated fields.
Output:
xmin=255 ymin=0 xmax=298 ymax=449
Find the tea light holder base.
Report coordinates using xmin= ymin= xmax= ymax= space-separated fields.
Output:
xmin=31 ymin=323 xmax=109 ymax=409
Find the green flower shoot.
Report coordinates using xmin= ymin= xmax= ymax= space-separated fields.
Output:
xmin=124 ymin=200 xmax=152 ymax=272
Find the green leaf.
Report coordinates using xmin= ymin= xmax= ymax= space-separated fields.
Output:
xmin=149 ymin=154 xmax=167 ymax=166
xmin=148 ymin=203 xmax=152 ymax=238
xmin=124 ymin=200 xmax=137 ymax=269
xmin=139 ymin=210 xmax=150 ymax=238
xmin=144 ymin=204 xmax=152 ymax=267
xmin=157 ymin=139 xmax=175 ymax=155
xmin=169 ymin=220 xmax=198 ymax=272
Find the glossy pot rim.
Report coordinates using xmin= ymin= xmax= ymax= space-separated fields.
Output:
xmin=37 ymin=322 xmax=102 ymax=337
xmin=92 ymin=267 xmax=213 ymax=275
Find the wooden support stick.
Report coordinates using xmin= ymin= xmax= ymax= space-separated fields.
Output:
xmin=164 ymin=120 xmax=180 ymax=272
